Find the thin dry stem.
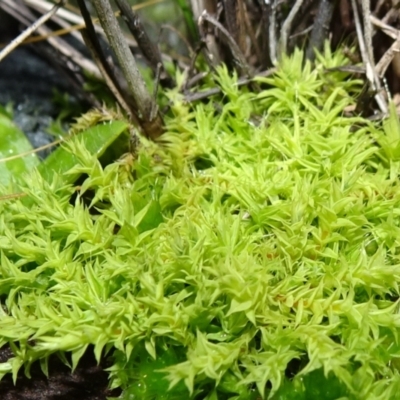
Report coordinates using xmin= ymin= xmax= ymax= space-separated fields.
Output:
xmin=184 ymin=68 xmax=276 ymax=102
xmin=2 ymin=0 xmax=101 ymax=78
xmin=81 ymin=30 xmax=136 ymax=120
xmin=376 ymin=33 xmax=400 ymax=78
xmin=361 ymin=0 xmax=374 ymax=65
xmin=370 ymin=15 xmax=398 ymax=40
xmin=0 ymin=139 xmax=63 ymax=163
xmin=199 ymin=11 xmax=252 ymax=76
xmin=278 ymin=0 xmax=304 ymax=59
xmin=24 ymin=0 xmax=86 ymax=25
xmin=351 ymin=0 xmax=387 ymax=113
xmin=0 ymin=0 xmax=64 ymax=62
xmin=269 ymin=0 xmax=277 ymax=65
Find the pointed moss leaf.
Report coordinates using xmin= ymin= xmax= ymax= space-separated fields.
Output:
xmin=374 ymin=101 xmax=400 ymax=161
xmin=11 ymin=357 xmax=23 ymax=384
xmin=39 ymin=356 xmax=49 ymax=377
xmin=131 ymin=191 xmax=148 ymax=211
xmin=205 ymin=389 xmax=218 ymax=400
xmin=94 ymin=334 xmax=109 ymax=364
xmin=119 ymin=222 xmax=139 ymax=242
xmin=227 ymin=299 xmax=253 ymax=316
xmin=383 ymin=101 xmax=400 ymax=145
xmin=38 ymin=120 xmax=128 ymax=183
xmin=71 ymin=344 xmax=89 ymax=371
xmin=85 ymin=262 xmax=106 ymax=301
xmin=0 ymin=361 xmax=13 ymax=380
xmin=0 ymin=113 xmax=39 ymax=186
xmin=218 ymin=371 xmax=249 ymax=395
xmin=137 ymin=199 xmax=164 ymax=233
xmin=145 ymin=339 xmax=156 ymax=359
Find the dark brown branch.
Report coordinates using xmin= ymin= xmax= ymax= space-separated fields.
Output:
xmin=222 ymin=0 xmax=238 ymax=40
xmin=199 ymin=11 xmax=252 ymax=76
xmin=77 ymin=0 xmax=138 ymax=121
xmin=114 ymin=0 xmax=174 ymax=88
xmin=306 ymin=0 xmax=335 ymax=61
xmin=78 ymin=15 xmax=137 ymax=121
xmin=90 ymin=0 xmax=164 ymax=139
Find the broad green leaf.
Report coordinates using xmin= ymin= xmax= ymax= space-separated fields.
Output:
xmin=123 ymin=347 xmax=188 ymax=399
xmin=0 ymin=113 xmax=40 ymax=186
xmin=137 ymin=199 xmax=164 ymax=233
xmin=38 ymin=120 xmax=128 ymax=183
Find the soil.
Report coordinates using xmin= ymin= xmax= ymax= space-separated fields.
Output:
xmin=0 ymin=345 xmax=121 ymax=400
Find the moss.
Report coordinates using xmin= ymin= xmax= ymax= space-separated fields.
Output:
xmin=1 ymin=48 xmax=400 ymax=399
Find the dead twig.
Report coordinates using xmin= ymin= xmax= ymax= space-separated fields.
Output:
xmin=269 ymin=0 xmax=277 ymax=65
xmin=26 ymin=0 xmax=86 ymax=44
xmin=306 ymin=0 xmax=335 ymax=61
xmin=0 ymin=139 xmax=64 ymax=163
xmin=370 ymin=15 xmax=400 ymax=79
xmin=2 ymin=0 xmax=101 ymax=78
xmin=290 ymin=25 xmax=313 ymax=39
xmin=90 ymin=0 xmax=164 ymax=139
xmin=222 ymin=0 xmax=238 ymax=40
xmin=199 ymin=11 xmax=252 ymax=76
xmin=24 ymin=0 xmax=92 ymax=25
xmin=181 ymin=41 xmax=207 ymax=92
xmin=361 ymin=0 xmax=374 ymax=65
xmin=115 ymin=0 xmax=174 ymax=88
xmin=0 ymin=0 xmax=64 ymax=62
xmin=77 ymin=0 xmax=138 ymax=122
xmin=376 ymin=32 xmax=400 ymax=78
xmin=350 ymin=0 xmax=387 ymax=113
xmin=370 ymin=15 xmax=398 ymax=40
xmin=184 ymin=71 xmax=209 ymax=91
xmin=239 ymin=0 xmax=263 ymax=63
xmin=184 ymin=68 xmax=276 ymax=102
xmin=278 ymin=0 xmax=304 ymax=59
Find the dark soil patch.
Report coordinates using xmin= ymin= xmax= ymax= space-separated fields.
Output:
xmin=0 ymin=346 xmax=121 ymax=400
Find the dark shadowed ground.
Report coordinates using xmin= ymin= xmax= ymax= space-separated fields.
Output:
xmin=0 ymin=10 xmax=85 ymax=158
xmin=0 ymin=345 xmax=121 ymax=400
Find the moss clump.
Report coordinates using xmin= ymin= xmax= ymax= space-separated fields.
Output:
xmin=2 ymin=48 xmax=400 ymax=399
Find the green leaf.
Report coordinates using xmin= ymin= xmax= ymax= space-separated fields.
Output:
xmin=374 ymin=101 xmax=400 ymax=161
xmin=37 ymin=120 xmax=128 ymax=183
xmin=123 ymin=347 xmax=188 ymax=400
xmin=71 ymin=344 xmax=89 ymax=371
xmin=137 ymin=199 xmax=164 ymax=233
xmin=0 ymin=113 xmax=40 ymax=186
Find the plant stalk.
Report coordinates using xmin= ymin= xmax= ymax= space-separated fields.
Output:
xmin=90 ymin=0 xmax=164 ymax=139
